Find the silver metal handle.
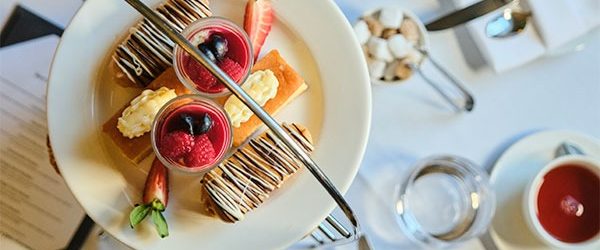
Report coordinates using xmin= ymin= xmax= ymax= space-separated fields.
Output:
xmin=479 ymin=230 xmax=500 ymax=250
xmin=555 ymin=142 xmax=585 ymax=157
xmin=413 ymin=50 xmax=475 ymax=112
xmin=123 ymin=0 xmax=360 ymax=236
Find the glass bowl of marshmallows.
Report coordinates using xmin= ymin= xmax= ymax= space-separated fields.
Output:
xmin=354 ymin=8 xmax=429 ymax=84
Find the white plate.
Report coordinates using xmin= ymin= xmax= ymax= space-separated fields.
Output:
xmin=47 ymin=0 xmax=371 ymax=249
xmin=489 ymin=130 xmax=600 ymax=250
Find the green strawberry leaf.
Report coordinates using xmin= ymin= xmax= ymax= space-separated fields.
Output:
xmin=151 ymin=198 xmax=165 ymax=212
xmin=151 ymin=209 xmax=169 ymax=238
xmin=129 ymin=204 xmax=151 ymax=228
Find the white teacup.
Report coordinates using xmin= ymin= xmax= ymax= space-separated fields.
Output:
xmin=523 ymin=155 xmax=600 ymax=249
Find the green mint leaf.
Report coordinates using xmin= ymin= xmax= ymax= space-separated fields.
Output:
xmin=151 ymin=209 xmax=169 ymax=238
xmin=129 ymin=204 xmax=151 ymax=228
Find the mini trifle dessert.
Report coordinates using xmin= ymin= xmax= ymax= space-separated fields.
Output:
xmin=173 ymin=17 xmax=253 ymax=97
xmin=151 ymin=95 xmax=233 ymax=174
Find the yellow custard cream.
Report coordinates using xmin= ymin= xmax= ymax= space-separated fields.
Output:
xmin=117 ymin=87 xmax=177 ymax=138
xmin=224 ymin=70 xmax=279 ymax=127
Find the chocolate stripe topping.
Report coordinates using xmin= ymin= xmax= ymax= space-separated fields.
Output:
xmin=201 ymin=123 xmax=314 ymax=222
xmin=112 ymin=0 xmax=211 ymax=87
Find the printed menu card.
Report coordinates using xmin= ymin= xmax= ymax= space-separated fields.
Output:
xmin=0 ymin=35 xmax=85 ymax=250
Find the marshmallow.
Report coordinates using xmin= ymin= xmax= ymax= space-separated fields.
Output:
xmin=395 ymin=63 xmax=413 ymax=80
xmin=383 ymin=60 xmax=399 ymax=81
xmin=368 ymin=37 xmax=393 ymax=62
xmin=382 ymin=28 xmax=399 ymax=39
xmin=363 ymin=15 xmax=383 ymax=37
xmin=388 ymin=34 xmax=411 ymax=58
xmin=400 ymin=18 xmax=421 ymax=44
xmin=379 ymin=8 xmax=404 ymax=29
xmin=353 ymin=20 xmax=371 ymax=45
xmin=404 ymin=47 xmax=424 ymax=65
xmin=361 ymin=45 xmax=369 ymax=60
xmin=368 ymin=59 xmax=386 ymax=79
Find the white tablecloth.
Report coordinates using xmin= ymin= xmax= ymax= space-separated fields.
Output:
xmin=336 ymin=0 xmax=600 ymax=249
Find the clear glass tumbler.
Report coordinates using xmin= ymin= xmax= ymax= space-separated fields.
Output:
xmin=394 ymin=155 xmax=496 ymax=248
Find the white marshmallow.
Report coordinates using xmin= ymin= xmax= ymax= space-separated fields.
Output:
xmin=405 ymin=47 xmax=424 ymax=65
xmin=388 ymin=34 xmax=411 ymax=59
xmin=353 ymin=20 xmax=371 ymax=45
xmin=368 ymin=59 xmax=386 ymax=79
xmin=379 ymin=8 xmax=404 ymax=29
xmin=383 ymin=60 xmax=399 ymax=81
xmin=367 ymin=37 xmax=393 ymax=62
xmin=400 ymin=18 xmax=421 ymax=44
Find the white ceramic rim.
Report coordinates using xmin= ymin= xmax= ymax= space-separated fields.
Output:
xmin=359 ymin=7 xmax=430 ymax=85
xmin=523 ymin=155 xmax=600 ymax=249
xmin=46 ymin=0 xmax=371 ymax=249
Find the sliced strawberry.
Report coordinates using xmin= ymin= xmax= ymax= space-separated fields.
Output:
xmin=130 ymin=158 xmax=169 ymax=238
xmin=244 ymin=0 xmax=273 ymax=61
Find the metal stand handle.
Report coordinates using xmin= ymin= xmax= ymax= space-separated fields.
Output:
xmin=123 ymin=0 xmax=362 ymax=244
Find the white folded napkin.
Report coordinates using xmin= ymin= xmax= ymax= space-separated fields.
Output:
xmin=454 ymin=0 xmax=599 ymax=73
xmin=527 ymin=0 xmax=599 ymax=50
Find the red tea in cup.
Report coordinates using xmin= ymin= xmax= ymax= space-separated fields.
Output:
xmin=536 ymin=164 xmax=599 ymax=243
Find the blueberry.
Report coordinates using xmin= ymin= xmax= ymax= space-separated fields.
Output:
xmin=179 ymin=113 xmax=196 ymax=135
xmin=197 ymin=43 xmax=217 ymax=62
xmin=209 ymin=34 xmax=228 ymax=60
xmin=197 ymin=113 xmax=214 ymax=134
xmin=178 ymin=113 xmax=213 ymax=135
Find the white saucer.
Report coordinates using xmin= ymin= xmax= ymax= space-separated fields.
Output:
xmin=489 ymin=130 xmax=600 ymax=250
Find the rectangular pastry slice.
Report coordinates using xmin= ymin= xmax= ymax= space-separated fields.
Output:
xmin=201 ymin=123 xmax=314 ymax=223
xmin=217 ymin=50 xmax=308 ymax=146
xmin=113 ymin=0 xmax=212 ymax=87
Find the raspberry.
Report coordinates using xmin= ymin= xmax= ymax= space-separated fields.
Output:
xmin=184 ymin=134 xmax=216 ymax=168
xmin=159 ymin=131 xmax=194 ymax=160
xmin=186 ymin=59 xmax=217 ymax=90
xmin=218 ymin=57 xmax=244 ymax=82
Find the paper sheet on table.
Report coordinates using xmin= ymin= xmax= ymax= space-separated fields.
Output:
xmin=0 ymin=0 xmax=81 ymax=28
xmin=0 ymin=35 xmax=85 ymax=250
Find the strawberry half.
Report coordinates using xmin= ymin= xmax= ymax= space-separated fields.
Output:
xmin=129 ymin=158 xmax=170 ymax=238
xmin=244 ymin=0 xmax=273 ymax=61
